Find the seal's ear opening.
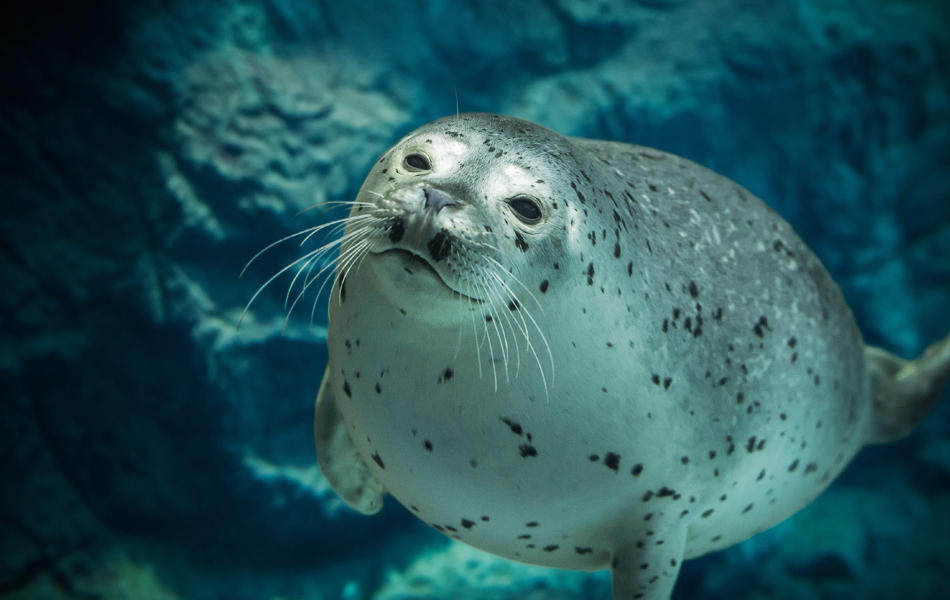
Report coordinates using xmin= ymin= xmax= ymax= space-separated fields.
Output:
xmin=864 ymin=334 xmax=950 ymax=444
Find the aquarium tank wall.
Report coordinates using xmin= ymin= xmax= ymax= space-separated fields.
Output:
xmin=1 ymin=1 xmax=949 ymax=599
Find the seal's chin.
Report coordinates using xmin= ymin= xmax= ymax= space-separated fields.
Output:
xmin=371 ymin=249 xmax=483 ymax=303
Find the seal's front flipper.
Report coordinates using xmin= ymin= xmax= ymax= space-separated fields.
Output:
xmin=866 ymin=333 xmax=950 ymax=444
xmin=610 ymin=526 xmax=685 ymax=600
xmin=314 ymin=366 xmax=384 ymax=514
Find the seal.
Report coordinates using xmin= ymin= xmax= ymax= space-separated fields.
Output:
xmin=307 ymin=113 xmax=950 ymax=600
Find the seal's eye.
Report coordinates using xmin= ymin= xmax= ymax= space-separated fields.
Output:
xmin=404 ymin=153 xmax=431 ymax=171
xmin=508 ymin=196 xmax=542 ymax=225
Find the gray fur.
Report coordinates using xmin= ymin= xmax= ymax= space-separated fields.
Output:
xmin=314 ymin=113 xmax=949 ymax=600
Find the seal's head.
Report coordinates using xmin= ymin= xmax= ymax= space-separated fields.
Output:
xmin=343 ymin=113 xmax=595 ymax=322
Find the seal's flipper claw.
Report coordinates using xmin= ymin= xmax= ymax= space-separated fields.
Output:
xmin=314 ymin=366 xmax=384 ymax=514
xmin=609 ymin=526 xmax=685 ymax=600
xmin=866 ymin=332 xmax=950 ymax=444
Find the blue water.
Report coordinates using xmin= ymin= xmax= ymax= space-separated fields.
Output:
xmin=1 ymin=1 xmax=949 ymax=599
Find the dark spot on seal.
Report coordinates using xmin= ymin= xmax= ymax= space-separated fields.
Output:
xmin=657 ymin=487 xmax=676 ymax=497
xmin=343 ymin=381 xmax=351 ymax=398
xmin=631 ymin=463 xmax=644 ymax=476
xmin=805 ymin=462 xmax=818 ymax=474
xmin=701 ymin=509 xmax=714 ymax=518
xmin=652 ymin=374 xmax=661 ymax=386
xmin=663 ymin=377 xmax=672 ymax=390
xmin=371 ymin=453 xmax=385 ymax=469
xmin=520 ymin=445 xmax=538 ymax=458
xmin=575 ymin=547 xmax=592 ymax=554
xmin=500 ymin=417 xmax=523 ymax=435
xmin=586 ymin=262 xmax=595 ymax=285
xmin=788 ymin=459 xmax=799 ymax=472
xmin=514 ymin=232 xmax=529 ymax=252
xmin=539 ymin=280 xmax=549 ymax=293
xmin=388 ymin=217 xmax=405 ymax=243
xmin=424 ymin=440 xmax=432 ymax=451
xmin=543 ymin=545 xmax=559 ymax=552
xmin=570 ymin=182 xmax=586 ymax=203
xmin=427 ymin=229 xmax=453 ymax=263
xmin=461 ymin=519 xmax=475 ymax=529
xmin=753 ymin=315 xmax=770 ymax=338
xmin=375 ymin=382 xmax=381 ymax=394
xmin=443 ymin=368 xmax=453 ymax=381
xmin=788 ymin=337 xmax=797 ymax=348
xmin=604 ymin=452 xmax=621 ymax=471
xmin=642 ymin=490 xmax=654 ymax=502
xmin=614 ymin=242 xmax=621 ymax=258
xmin=518 ymin=534 xmax=531 ymax=539
xmin=681 ymin=456 xmax=689 ymax=465
xmin=340 ymin=279 xmax=346 ymax=303
xmin=743 ymin=503 xmax=754 ymax=514
xmin=526 ymin=521 xmax=539 ymax=527
xmin=688 ymin=281 xmax=699 ymax=298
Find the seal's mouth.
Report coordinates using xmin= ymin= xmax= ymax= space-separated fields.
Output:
xmin=374 ymin=248 xmax=483 ymax=303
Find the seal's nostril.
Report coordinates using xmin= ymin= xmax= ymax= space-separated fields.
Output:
xmin=423 ymin=187 xmax=458 ymax=214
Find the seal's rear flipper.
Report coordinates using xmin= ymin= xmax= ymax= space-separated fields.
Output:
xmin=314 ymin=366 xmax=384 ymax=514
xmin=866 ymin=333 xmax=950 ymax=444
xmin=610 ymin=525 xmax=685 ymax=600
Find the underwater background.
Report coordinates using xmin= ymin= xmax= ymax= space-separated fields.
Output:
xmin=2 ymin=1 xmax=949 ymax=599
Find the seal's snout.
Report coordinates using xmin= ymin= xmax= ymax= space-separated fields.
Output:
xmin=422 ymin=187 xmax=457 ymax=214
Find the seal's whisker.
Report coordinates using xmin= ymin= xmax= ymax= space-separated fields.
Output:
xmin=337 ymin=236 xmax=377 ymax=305
xmin=486 ymin=268 xmax=554 ymax=397
xmin=471 ymin=262 xmax=512 ymax=381
xmin=454 ymin=250 xmax=511 ymax=380
xmin=298 ymin=213 xmax=378 ymax=248
xmin=284 ymin=223 xmax=376 ymax=309
xmin=284 ymin=252 xmax=322 ymax=310
xmin=469 ymin=290 xmax=484 ymax=381
xmin=477 ymin=274 xmax=510 ymax=385
xmin=483 ymin=255 xmax=544 ymax=312
xmin=309 ymin=236 xmax=377 ymax=329
xmin=239 ymin=246 xmax=327 ymax=327
xmin=240 ymin=227 xmax=320 ymax=278
xmin=451 ymin=249 xmax=470 ymax=362
xmin=285 ymin=230 xmax=376 ymax=333
xmin=292 ymin=199 xmax=375 ymax=220
xmin=333 ymin=237 xmax=374 ymax=304
xmin=479 ymin=283 xmax=499 ymax=392
xmin=479 ymin=263 xmax=522 ymax=378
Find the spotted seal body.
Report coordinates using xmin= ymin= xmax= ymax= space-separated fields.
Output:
xmin=313 ymin=113 xmax=950 ymax=599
